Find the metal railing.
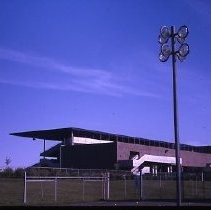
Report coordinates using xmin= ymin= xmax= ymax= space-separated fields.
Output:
xmin=24 ymin=171 xmax=110 ymax=204
xmin=22 ymin=168 xmax=211 ymax=204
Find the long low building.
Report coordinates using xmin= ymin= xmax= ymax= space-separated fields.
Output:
xmin=10 ymin=127 xmax=211 ymax=174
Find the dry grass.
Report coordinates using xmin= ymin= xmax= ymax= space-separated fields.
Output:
xmin=0 ymin=178 xmax=23 ymax=206
xmin=1 ymin=178 xmax=211 ymax=206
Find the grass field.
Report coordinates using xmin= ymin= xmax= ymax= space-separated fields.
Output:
xmin=1 ymin=178 xmax=211 ymax=206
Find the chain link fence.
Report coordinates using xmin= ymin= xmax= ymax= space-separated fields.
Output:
xmin=1 ymin=167 xmax=211 ymax=205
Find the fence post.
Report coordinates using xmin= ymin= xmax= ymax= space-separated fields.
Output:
xmin=41 ymin=182 xmax=44 ymax=200
xmin=101 ymin=178 xmax=104 ymax=200
xmin=123 ymin=175 xmax=127 ymax=199
xmin=159 ymin=173 xmax=162 ymax=199
xmin=54 ymin=178 xmax=57 ymax=202
xmin=24 ymin=171 xmax=26 ymax=204
xmin=195 ymin=175 xmax=197 ymax=198
xmin=103 ymin=175 xmax=106 ymax=200
xmin=191 ymin=179 xmax=194 ymax=197
xmin=139 ymin=169 xmax=143 ymax=201
xmin=107 ymin=172 xmax=110 ymax=200
xmin=181 ymin=171 xmax=184 ymax=201
xmin=202 ymin=174 xmax=205 ymax=199
xmin=82 ymin=178 xmax=85 ymax=201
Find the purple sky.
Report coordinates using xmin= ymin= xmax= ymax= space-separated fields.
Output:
xmin=0 ymin=0 xmax=211 ymax=168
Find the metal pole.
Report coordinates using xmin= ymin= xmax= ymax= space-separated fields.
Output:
xmin=60 ymin=145 xmax=62 ymax=169
xmin=107 ymin=172 xmax=110 ymax=200
xmin=59 ymin=144 xmax=65 ymax=169
xmin=82 ymin=178 xmax=85 ymax=201
xmin=24 ymin=171 xmax=26 ymax=204
xmin=103 ymin=176 xmax=106 ymax=200
xmin=54 ymin=178 xmax=57 ymax=202
xmin=159 ymin=173 xmax=162 ymax=199
xmin=41 ymin=182 xmax=44 ymax=200
xmin=202 ymin=171 xmax=205 ymax=199
xmin=101 ymin=179 xmax=104 ymax=200
xmin=124 ymin=175 xmax=127 ymax=199
xmin=139 ymin=169 xmax=142 ymax=201
xmin=43 ymin=139 xmax=46 ymax=161
xmin=103 ymin=174 xmax=106 ymax=200
xmin=171 ymin=25 xmax=182 ymax=206
xmin=195 ymin=175 xmax=197 ymax=197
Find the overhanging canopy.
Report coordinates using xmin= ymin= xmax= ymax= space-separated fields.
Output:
xmin=10 ymin=127 xmax=119 ymax=141
xmin=10 ymin=127 xmax=211 ymax=154
xmin=10 ymin=128 xmax=72 ymax=141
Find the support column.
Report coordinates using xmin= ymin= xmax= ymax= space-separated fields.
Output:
xmin=60 ymin=144 xmax=65 ymax=169
xmin=152 ymin=166 xmax=154 ymax=176
xmin=155 ymin=165 xmax=158 ymax=176
xmin=64 ymin=131 xmax=74 ymax=145
xmin=43 ymin=139 xmax=46 ymax=160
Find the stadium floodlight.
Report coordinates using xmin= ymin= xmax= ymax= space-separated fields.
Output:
xmin=158 ymin=25 xmax=190 ymax=207
xmin=160 ymin=26 xmax=171 ymax=39
xmin=178 ymin=25 xmax=189 ymax=38
xmin=158 ymin=25 xmax=189 ymax=64
xmin=159 ymin=52 xmax=169 ymax=62
xmin=176 ymin=25 xmax=189 ymax=45
xmin=177 ymin=54 xmax=186 ymax=62
xmin=178 ymin=43 xmax=189 ymax=57
xmin=158 ymin=34 xmax=168 ymax=44
xmin=161 ymin=44 xmax=172 ymax=56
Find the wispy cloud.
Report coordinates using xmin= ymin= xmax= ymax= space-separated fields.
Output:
xmin=185 ymin=0 xmax=211 ymax=21
xmin=0 ymin=48 xmax=159 ymax=98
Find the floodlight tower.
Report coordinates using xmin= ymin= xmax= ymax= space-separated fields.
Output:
xmin=158 ymin=25 xmax=189 ymax=206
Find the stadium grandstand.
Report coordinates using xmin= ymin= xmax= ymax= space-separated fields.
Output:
xmin=10 ymin=127 xmax=211 ymax=175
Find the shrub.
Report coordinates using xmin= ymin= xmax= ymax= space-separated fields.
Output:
xmin=14 ymin=167 xmax=25 ymax=178
xmin=2 ymin=167 xmax=14 ymax=177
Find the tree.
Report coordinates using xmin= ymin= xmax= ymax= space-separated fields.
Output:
xmin=14 ymin=168 xmax=25 ymax=177
xmin=5 ymin=157 xmax=11 ymax=167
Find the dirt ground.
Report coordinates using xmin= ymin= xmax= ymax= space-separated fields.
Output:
xmin=69 ymin=200 xmax=211 ymax=206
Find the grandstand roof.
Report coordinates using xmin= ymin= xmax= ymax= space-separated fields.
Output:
xmin=10 ymin=127 xmax=211 ymax=154
xmin=10 ymin=127 xmax=73 ymax=141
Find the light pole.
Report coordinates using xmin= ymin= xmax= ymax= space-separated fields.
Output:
xmin=158 ymin=25 xmax=189 ymax=206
